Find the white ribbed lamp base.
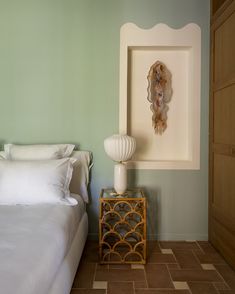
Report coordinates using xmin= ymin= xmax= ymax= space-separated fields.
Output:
xmin=114 ymin=163 xmax=127 ymax=194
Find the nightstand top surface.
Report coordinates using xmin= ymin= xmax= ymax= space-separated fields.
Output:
xmin=100 ymin=188 xmax=145 ymax=199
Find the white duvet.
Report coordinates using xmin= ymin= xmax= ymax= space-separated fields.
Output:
xmin=0 ymin=194 xmax=85 ymax=294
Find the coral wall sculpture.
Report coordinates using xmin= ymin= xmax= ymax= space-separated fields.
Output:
xmin=147 ymin=61 xmax=173 ymax=134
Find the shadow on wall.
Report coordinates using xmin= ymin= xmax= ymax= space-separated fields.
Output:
xmin=0 ymin=140 xmax=6 ymax=151
xmin=128 ymin=170 xmax=161 ymax=240
xmin=145 ymin=187 xmax=161 ymax=240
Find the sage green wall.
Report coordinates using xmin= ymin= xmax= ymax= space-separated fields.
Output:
xmin=0 ymin=0 xmax=210 ymax=240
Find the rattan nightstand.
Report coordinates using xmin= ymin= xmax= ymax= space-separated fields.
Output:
xmin=99 ymin=188 xmax=146 ymax=264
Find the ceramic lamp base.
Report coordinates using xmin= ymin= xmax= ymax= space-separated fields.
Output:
xmin=114 ymin=163 xmax=127 ymax=194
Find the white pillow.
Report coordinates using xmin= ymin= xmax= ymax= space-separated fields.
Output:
xmin=0 ymin=158 xmax=77 ymax=205
xmin=4 ymin=144 xmax=75 ymax=160
xmin=69 ymin=151 xmax=92 ymax=203
xmin=0 ymin=151 xmax=6 ymax=159
xmin=0 ymin=149 xmax=92 ymax=203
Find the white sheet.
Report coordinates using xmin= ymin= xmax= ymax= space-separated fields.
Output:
xmin=0 ymin=194 xmax=85 ymax=294
xmin=48 ymin=213 xmax=88 ymax=294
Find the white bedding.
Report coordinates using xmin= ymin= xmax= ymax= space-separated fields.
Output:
xmin=0 ymin=194 xmax=85 ymax=294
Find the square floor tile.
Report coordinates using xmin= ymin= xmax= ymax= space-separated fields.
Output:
xmin=201 ymin=264 xmax=216 ymax=270
xmin=161 ymin=249 xmax=173 ymax=254
xmin=93 ymin=281 xmax=108 ymax=289
xmin=173 ymin=281 xmax=189 ymax=290
xmin=131 ymin=264 xmax=144 ymax=269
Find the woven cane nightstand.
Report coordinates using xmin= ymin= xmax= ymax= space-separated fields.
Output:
xmin=99 ymin=188 xmax=146 ymax=264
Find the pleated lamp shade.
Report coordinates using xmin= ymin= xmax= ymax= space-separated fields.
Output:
xmin=104 ymin=134 xmax=136 ymax=162
xmin=104 ymin=134 xmax=136 ymax=194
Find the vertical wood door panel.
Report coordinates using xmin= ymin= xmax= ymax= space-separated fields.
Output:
xmin=214 ymin=11 xmax=235 ymax=84
xmin=211 ymin=218 xmax=235 ymax=266
xmin=210 ymin=0 xmax=235 ymax=270
xmin=214 ymin=85 xmax=235 ymax=144
xmin=213 ymin=154 xmax=235 ymax=217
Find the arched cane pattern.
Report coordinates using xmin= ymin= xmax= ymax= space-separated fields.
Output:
xmin=99 ymin=193 xmax=146 ymax=264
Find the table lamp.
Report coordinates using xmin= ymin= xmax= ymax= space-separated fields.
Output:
xmin=104 ymin=134 xmax=136 ymax=194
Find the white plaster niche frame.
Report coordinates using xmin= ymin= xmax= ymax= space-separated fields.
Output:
xmin=119 ymin=23 xmax=201 ymax=169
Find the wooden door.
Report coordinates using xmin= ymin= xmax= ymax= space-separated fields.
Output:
xmin=209 ymin=0 xmax=235 ymax=269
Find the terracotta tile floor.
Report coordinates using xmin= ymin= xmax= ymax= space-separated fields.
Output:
xmin=71 ymin=240 xmax=235 ymax=294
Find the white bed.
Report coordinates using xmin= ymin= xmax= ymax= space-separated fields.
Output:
xmin=0 ymin=147 xmax=91 ymax=294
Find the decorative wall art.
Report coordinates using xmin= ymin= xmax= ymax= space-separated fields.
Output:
xmin=147 ymin=61 xmax=173 ymax=135
xmin=119 ymin=23 xmax=201 ymax=169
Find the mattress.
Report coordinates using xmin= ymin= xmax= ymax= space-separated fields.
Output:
xmin=0 ymin=194 xmax=85 ymax=294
